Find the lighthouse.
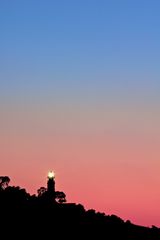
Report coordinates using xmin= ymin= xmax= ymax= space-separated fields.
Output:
xmin=47 ymin=171 xmax=55 ymax=201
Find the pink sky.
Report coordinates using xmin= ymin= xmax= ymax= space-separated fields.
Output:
xmin=1 ymin=101 xmax=160 ymax=227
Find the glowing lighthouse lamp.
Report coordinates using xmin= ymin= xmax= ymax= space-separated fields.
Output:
xmin=47 ymin=171 xmax=56 ymax=200
xmin=48 ymin=171 xmax=55 ymax=179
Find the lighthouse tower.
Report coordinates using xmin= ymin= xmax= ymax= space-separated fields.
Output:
xmin=47 ymin=171 xmax=55 ymax=200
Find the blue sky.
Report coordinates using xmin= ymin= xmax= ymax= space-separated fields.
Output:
xmin=0 ymin=0 xmax=160 ymax=100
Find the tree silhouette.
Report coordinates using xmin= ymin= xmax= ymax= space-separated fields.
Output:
xmin=37 ymin=187 xmax=66 ymax=204
xmin=37 ymin=187 xmax=47 ymax=197
xmin=55 ymin=191 xmax=66 ymax=204
xmin=0 ymin=176 xmax=10 ymax=189
xmin=4 ymin=186 xmax=30 ymax=203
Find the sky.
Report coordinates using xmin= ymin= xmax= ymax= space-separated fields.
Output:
xmin=0 ymin=0 xmax=160 ymax=227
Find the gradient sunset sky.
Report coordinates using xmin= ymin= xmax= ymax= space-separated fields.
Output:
xmin=0 ymin=0 xmax=160 ymax=227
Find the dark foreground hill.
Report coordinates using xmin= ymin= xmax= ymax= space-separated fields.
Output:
xmin=0 ymin=180 xmax=160 ymax=239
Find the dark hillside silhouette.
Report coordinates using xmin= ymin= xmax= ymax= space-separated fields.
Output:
xmin=0 ymin=175 xmax=159 ymax=239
